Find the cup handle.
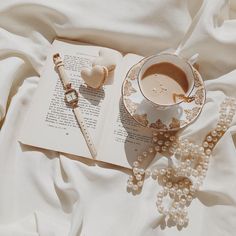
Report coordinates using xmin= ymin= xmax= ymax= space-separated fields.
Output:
xmin=159 ymin=49 xmax=199 ymax=66
xmin=187 ymin=53 xmax=199 ymax=65
xmin=173 ymin=48 xmax=199 ymax=65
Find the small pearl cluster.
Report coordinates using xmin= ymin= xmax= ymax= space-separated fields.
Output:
xmin=127 ymin=97 xmax=236 ymax=228
xmin=127 ymin=148 xmax=154 ymax=192
xmin=127 ymin=131 xmax=176 ymax=192
xmin=202 ymin=97 xmax=236 ymax=154
xmin=152 ymin=130 xmax=177 ymax=155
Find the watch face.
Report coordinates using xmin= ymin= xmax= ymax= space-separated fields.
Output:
xmin=65 ymin=89 xmax=78 ymax=105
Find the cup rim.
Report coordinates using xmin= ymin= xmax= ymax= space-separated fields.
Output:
xmin=137 ymin=53 xmax=195 ymax=107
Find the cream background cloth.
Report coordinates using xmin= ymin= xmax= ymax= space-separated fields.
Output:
xmin=1 ymin=0 xmax=236 ymax=235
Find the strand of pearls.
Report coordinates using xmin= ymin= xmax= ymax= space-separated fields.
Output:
xmin=127 ymin=97 xmax=236 ymax=228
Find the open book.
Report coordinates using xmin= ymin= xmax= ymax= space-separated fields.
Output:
xmin=19 ymin=38 xmax=153 ymax=168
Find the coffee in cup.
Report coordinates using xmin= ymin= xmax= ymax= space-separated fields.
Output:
xmin=138 ymin=53 xmax=195 ymax=109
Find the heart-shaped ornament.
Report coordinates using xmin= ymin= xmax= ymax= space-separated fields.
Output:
xmin=92 ymin=49 xmax=118 ymax=72
xmin=81 ymin=65 xmax=108 ymax=89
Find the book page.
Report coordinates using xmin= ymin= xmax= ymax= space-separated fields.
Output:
xmin=19 ymin=39 xmax=122 ymax=158
xmin=99 ymin=54 xmax=153 ymax=168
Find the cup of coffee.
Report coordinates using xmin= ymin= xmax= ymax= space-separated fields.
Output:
xmin=137 ymin=53 xmax=195 ymax=110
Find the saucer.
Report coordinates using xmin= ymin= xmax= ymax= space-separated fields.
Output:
xmin=122 ymin=57 xmax=206 ymax=131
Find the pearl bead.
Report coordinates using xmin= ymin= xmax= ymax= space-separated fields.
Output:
xmin=170 ymin=208 xmax=176 ymax=216
xmin=137 ymin=155 xmax=143 ymax=162
xmin=202 ymin=170 xmax=207 ymax=176
xmin=182 ymin=208 xmax=188 ymax=216
xmin=164 ymin=133 xmax=170 ymax=138
xmin=203 ymin=142 xmax=208 ymax=148
xmin=180 ymin=162 xmax=186 ymax=168
xmin=157 ymin=206 xmax=164 ymax=213
xmin=161 ymin=146 xmax=167 ymax=152
xmin=153 ymin=131 xmax=158 ymax=136
xmin=132 ymin=185 xmax=138 ymax=191
xmin=184 ymin=179 xmax=190 ymax=185
xmin=179 ymin=181 xmax=184 ymax=188
xmin=219 ymin=118 xmax=224 ymax=124
xmin=143 ymin=151 xmax=148 ymax=157
xmin=205 ymin=149 xmax=212 ymax=155
xmin=163 ymin=187 xmax=169 ymax=194
xmin=203 ymin=163 xmax=208 ymax=170
xmin=166 ymin=169 xmax=172 ymax=175
xmin=192 ymin=169 xmax=198 ymax=177
xmin=162 ymin=176 xmax=167 ymax=183
xmin=184 ymin=217 xmax=189 ymax=224
xmin=167 ymin=182 xmax=172 ymax=188
xmin=127 ymin=181 xmax=133 ymax=188
xmin=165 ymin=141 xmax=170 ymax=146
xmin=183 ymin=188 xmax=189 ymax=195
xmin=133 ymin=167 xmax=139 ymax=174
xmin=152 ymin=168 xmax=159 ymax=177
xmin=169 ymin=188 xmax=175 ymax=195
xmin=199 ymin=147 xmax=205 ymax=153
xmin=153 ymin=137 xmax=158 ymax=143
xmin=186 ymin=160 xmax=191 ymax=166
xmin=211 ymin=130 xmax=217 ymax=137
xmin=128 ymin=175 xmax=134 ymax=181
xmin=178 ymin=219 xmax=184 ymax=226
xmin=169 ymin=147 xmax=175 ymax=154
xmin=172 ymin=142 xmax=178 ymax=148
xmin=158 ymin=190 xmax=164 ymax=197
xmin=176 ymin=189 xmax=182 ymax=196
xmin=187 ymin=195 xmax=193 ymax=202
xmin=136 ymin=174 xmax=142 ymax=181
xmin=172 ymin=215 xmax=178 ymax=222
xmin=206 ymin=136 xmax=212 ymax=142
xmin=173 ymin=202 xmax=179 ymax=208
xmin=158 ymin=140 xmax=163 ymax=146
xmin=133 ymin=161 xmax=139 ymax=167
xmin=190 ymin=186 xmax=196 ymax=192
xmin=155 ymin=146 xmax=160 ymax=152
xmin=148 ymin=147 xmax=154 ymax=153
xmin=145 ymin=169 xmax=151 ymax=177
xmin=170 ymin=135 xmax=176 ymax=141
xmin=137 ymin=181 xmax=143 ymax=187
xmin=173 ymin=183 xmax=179 ymax=189
xmin=180 ymin=198 xmax=186 ymax=206
xmin=156 ymin=198 xmax=162 ymax=204
xmin=196 ymin=165 xmax=202 ymax=172
xmin=160 ymin=169 xmax=166 ymax=175
xmin=139 ymin=168 xmax=145 ymax=175
xmin=208 ymin=143 xmax=214 ymax=148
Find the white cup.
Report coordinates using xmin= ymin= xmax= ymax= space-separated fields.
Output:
xmin=137 ymin=53 xmax=195 ymax=110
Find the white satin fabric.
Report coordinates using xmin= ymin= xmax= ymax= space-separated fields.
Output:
xmin=1 ymin=0 xmax=236 ymax=235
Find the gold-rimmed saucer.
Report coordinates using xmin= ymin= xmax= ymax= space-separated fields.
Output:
xmin=122 ymin=58 xmax=206 ymax=131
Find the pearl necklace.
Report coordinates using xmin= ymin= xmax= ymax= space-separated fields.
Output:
xmin=127 ymin=97 xmax=236 ymax=228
